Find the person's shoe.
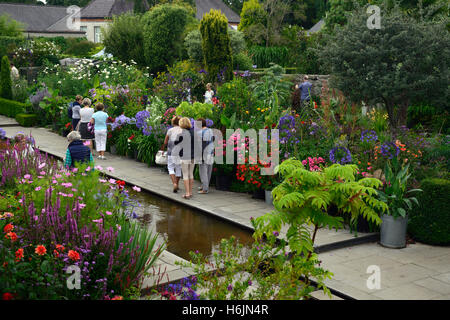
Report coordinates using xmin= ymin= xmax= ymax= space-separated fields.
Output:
xmin=198 ymin=190 xmax=209 ymax=194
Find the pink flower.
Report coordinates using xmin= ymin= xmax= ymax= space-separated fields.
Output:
xmin=92 ymin=218 xmax=103 ymax=224
xmin=71 ymin=188 xmax=78 ymax=192
xmin=106 ymin=167 xmax=114 ymax=172
xmin=85 ymin=166 xmax=91 ymax=172
xmin=55 ymin=174 xmax=62 ymax=179
xmin=24 ymin=174 xmax=31 ymax=179
xmin=38 ymin=163 xmax=46 ymax=169
xmin=95 ymin=166 xmax=103 ymax=171
xmin=99 ymin=179 xmax=107 ymax=183
xmin=37 ymin=176 xmax=44 ymax=179
xmin=132 ymin=186 xmax=141 ymax=192
xmin=72 ymin=168 xmax=78 ymax=173
xmin=35 ymin=186 xmax=41 ymax=191
xmin=52 ymin=180 xmax=57 ymax=184
xmin=105 ymin=211 xmax=112 ymax=216
xmin=40 ymin=171 xmax=46 ymax=175
xmin=83 ymin=141 xmax=91 ymax=146
xmin=67 ymin=194 xmax=73 ymax=198
xmin=302 ymin=160 xmax=307 ymax=165
xmin=116 ymin=224 xmax=121 ymax=231
xmin=108 ymin=179 xmax=116 ymax=184
xmin=79 ymin=203 xmax=86 ymax=209
xmin=65 ymin=172 xmax=71 ymax=177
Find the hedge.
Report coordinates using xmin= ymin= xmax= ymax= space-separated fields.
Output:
xmin=0 ymin=97 xmax=28 ymax=118
xmin=15 ymin=113 xmax=37 ymax=127
xmin=408 ymin=178 xmax=450 ymax=245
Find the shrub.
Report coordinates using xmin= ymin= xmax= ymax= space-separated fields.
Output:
xmin=408 ymin=178 xmax=450 ymax=245
xmin=15 ymin=113 xmax=37 ymax=127
xmin=143 ymin=4 xmax=190 ymax=73
xmin=248 ymin=46 xmax=289 ymax=68
xmin=102 ymin=13 xmax=145 ymax=65
xmin=184 ymin=29 xmax=203 ymax=63
xmin=176 ymin=101 xmax=213 ymax=120
xmin=0 ymin=55 xmax=12 ymax=99
xmin=233 ymin=52 xmax=253 ymax=71
xmin=64 ymin=39 xmax=98 ymax=58
xmin=0 ymin=97 xmax=27 ymax=117
xmin=200 ymin=9 xmax=233 ymax=83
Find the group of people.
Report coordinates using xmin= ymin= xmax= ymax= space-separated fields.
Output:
xmin=65 ymin=97 xmax=109 ymax=169
xmin=162 ymin=116 xmax=214 ymax=200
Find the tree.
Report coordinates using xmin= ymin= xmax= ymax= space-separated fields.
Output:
xmin=222 ymin=0 xmax=245 ymax=14
xmin=0 ymin=14 xmax=23 ymax=37
xmin=142 ymin=4 xmax=190 ymax=73
xmin=319 ymin=3 xmax=450 ymax=129
xmin=200 ymin=9 xmax=233 ymax=83
xmin=102 ymin=13 xmax=146 ymax=66
xmin=0 ymin=55 xmax=13 ymax=100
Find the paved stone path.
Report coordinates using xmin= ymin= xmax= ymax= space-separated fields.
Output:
xmin=2 ymin=117 xmax=449 ymax=300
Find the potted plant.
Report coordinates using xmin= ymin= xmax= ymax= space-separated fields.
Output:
xmin=378 ymin=158 xmax=422 ymax=248
xmin=214 ymin=164 xmax=234 ymax=191
xmin=236 ymin=162 xmax=276 ymax=201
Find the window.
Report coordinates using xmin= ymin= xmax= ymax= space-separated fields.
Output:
xmin=94 ymin=26 xmax=101 ymax=43
xmin=80 ymin=26 xmax=87 ymax=34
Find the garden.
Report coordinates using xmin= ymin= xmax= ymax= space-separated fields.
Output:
xmin=0 ymin=0 xmax=449 ymax=300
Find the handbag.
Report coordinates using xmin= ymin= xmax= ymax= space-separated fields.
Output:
xmin=155 ymin=150 xmax=168 ymax=165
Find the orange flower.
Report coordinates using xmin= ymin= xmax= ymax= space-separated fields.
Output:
xmin=35 ymin=245 xmax=47 ymax=256
xmin=5 ymin=232 xmax=17 ymax=242
xmin=15 ymin=248 xmax=24 ymax=262
xmin=68 ymin=250 xmax=80 ymax=261
xmin=55 ymin=244 xmax=65 ymax=251
xmin=111 ymin=295 xmax=123 ymax=300
xmin=3 ymin=224 xmax=14 ymax=233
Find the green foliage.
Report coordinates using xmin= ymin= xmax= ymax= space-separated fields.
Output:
xmin=408 ymin=178 xmax=450 ymax=245
xmin=102 ymin=13 xmax=146 ymax=65
xmin=0 ymin=97 xmax=27 ymax=117
xmin=0 ymin=36 xmax=25 ymax=59
xmin=143 ymin=4 xmax=190 ymax=73
xmin=378 ymin=158 xmax=422 ymax=218
xmin=0 ymin=55 xmax=12 ymax=99
xmin=0 ymin=14 xmax=23 ymax=37
xmin=248 ymin=46 xmax=289 ymax=68
xmin=200 ymin=9 xmax=234 ymax=83
xmin=184 ymin=29 xmax=203 ymax=63
xmin=15 ymin=113 xmax=37 ymax=127
xmin=177 ymin=235 xmax=333 ymax=300
xmin=64 ymin=39 xmax=98 ymax=58
xmin=253 ymin=159 xmax=386 ymax=256
xmin=233 ymin=52 xmax=253 ymax=71
xmin=319 ymin=3 xmax=450 ymax=129
xmin=176 ymin=101 xmax=214 ymax=119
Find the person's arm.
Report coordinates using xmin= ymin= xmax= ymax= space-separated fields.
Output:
xmin=64 ymin=149 xmax=72 ymax=169
xmin=162 ymin=134 xmax=169 ymax=150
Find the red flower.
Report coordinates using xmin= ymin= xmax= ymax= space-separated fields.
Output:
xmin=68 ymin=250 xmax=80 ymax=261
xmin=53 ymin=249 xmax=59 ymax=257
xmin=2 ymin=293 xmax=13 ymax=300
xmin=5 ymin=232 xmax=17 ymax=242
xmin=35 ymin=245 xmax=47 ymax=256
xmin=111 ymin=295 xmax=123 ymax=300
xmin=128 ymin=134 xmax=135 ymax=140
xmin=65 ymin=122 xmax=71 ymax=129
xmin=15 ymin=248 xmax=24 ymax=262
xmin=3 ymin=223 xmax=14 ymax=233
xmin=56 ymin=244 xmax=65 ymax=251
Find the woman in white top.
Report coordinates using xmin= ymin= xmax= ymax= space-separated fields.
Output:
xmin=78 ymin=98 xmax=95 ymax=154
xmin=204 ymin=83 xmax=214 ymax=104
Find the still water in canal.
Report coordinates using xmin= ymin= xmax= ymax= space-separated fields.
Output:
xmin=132 ymin=191 xmax=255 ymax=261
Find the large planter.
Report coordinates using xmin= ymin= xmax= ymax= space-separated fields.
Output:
xmin=380 ymin=214 xmax=408 ymax=249
xmin=252 ymin=189 xmax=265 ymax=200
xmin=265 ymin=190 xmax=273 ymax=205
xmin=215 ymin=174 xmax=231 ymax=191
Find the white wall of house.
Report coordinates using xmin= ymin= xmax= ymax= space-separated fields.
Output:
xmin=79 ymin=20 xmax=109 ymax=43
xmin=24 ymin=32 xmax=85 ymax=38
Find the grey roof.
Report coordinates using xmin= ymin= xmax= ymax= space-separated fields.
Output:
xmin=80 ymin=0 xmax=135 ymax=19
xmin=307 ymin=18 xmax=325 ymax=35
xmin=0 ymin=3 xmax=79 ymax=33
xmin=195 ymin=0 xmax=240 ymax=23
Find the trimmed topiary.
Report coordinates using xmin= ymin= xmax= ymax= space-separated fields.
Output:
xmin=200 ymin=9 xmax=233 ymax=83
xmin=15 ymin=113 xmax=37 ymax=127
xmin=0 ymin=97 xmax=27 ymax=117
xmin=0 ymin=55 xmax=13 ymax=100
xmin=408 ymin=178 xmax=450 ymax=245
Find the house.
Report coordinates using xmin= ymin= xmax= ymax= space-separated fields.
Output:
xmin=0 ymin=3 xmax=84 ymax=38
xmin=79 ymin=0 xmax=138 ymax=43
xmin=0 ymin=0 xmax=241 ymax=43
xmin=306 ymin=18 xmax=325 ymax=35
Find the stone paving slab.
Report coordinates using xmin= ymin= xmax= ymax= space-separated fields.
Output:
xmin=318 ymin=242 xmax=450 ymax=300
xmin=0 ymin=115 xmax=19 ymax=127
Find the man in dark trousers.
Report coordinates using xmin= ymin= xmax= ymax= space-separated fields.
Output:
xmin=295 ymin=75 xmax=313 ymax=109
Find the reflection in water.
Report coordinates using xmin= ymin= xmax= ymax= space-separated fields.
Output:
xmin=133 ymin=192 xmax=254 ymax=261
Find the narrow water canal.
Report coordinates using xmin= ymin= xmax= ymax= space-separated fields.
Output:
xmin=133 ymin=191 xmax=255 ymax=261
